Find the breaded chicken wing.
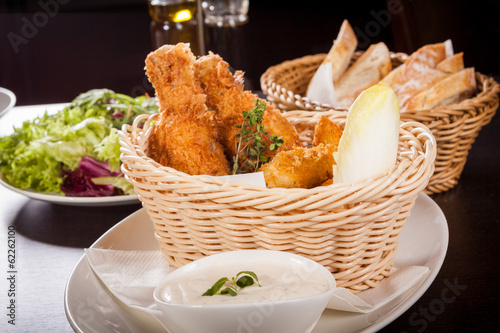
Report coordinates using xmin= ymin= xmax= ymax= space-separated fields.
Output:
xmin=145 ymin=44 xmax=230 ymax=176
xmin=312 ymin=116 xmax=343 ymax=147
xmin=259 ymin=143 xmax=337 ymax=189
xmin=148 ymin=111 xmax=230 ymax=176
xmin=194 ymin=53 xmax=301 ymax=160
xmin=145 ymin=43 xmax=203 ymax=113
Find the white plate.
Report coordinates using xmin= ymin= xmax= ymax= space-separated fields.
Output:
xmin=0 ymin=103 xmax=139 ymax=206
xmin=64 ymin=193 xmax=448 ymax=332
xmin=0 ymin=87 xmax=16 ymax=117
xmin=0 ymin=176 xmax=138 ymax=206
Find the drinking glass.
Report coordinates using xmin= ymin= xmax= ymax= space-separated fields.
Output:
xmin=202 ymin=0 xmax=249 ymax=27
xmin=201 ymin=0 xmax=250 ymax=86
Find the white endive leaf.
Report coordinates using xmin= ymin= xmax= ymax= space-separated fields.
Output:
xmin=333 ymin=84 xmax=400 ymax=184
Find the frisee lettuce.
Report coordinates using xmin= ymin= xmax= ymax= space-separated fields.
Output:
xmin=0 ymin=89 xmax=158 ymax=196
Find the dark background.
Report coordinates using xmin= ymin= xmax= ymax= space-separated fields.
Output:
xmin=0 ymin=1 xmax=499 ymax=332
xmin=1 ymin=0 xmax=499 ymax=106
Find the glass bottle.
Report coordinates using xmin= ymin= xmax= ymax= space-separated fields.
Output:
xmin=149 ymin=0 xmax=205 ymax=55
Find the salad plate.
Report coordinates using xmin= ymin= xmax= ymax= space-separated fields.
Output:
xmin=64 ymin=192 xmax=448 ymax=332
xmin=0 ymin=93 xmax=155 ymax=207
xmin=0 ymin=176 xmax=139 ymax=206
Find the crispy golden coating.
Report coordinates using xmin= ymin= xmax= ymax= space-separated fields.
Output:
xmin=259 ymin=143 xmax=337 ymax=189
xmin=145 ymin=43 xmax=230 ymax=176
xmin=194 ymin=52 xmax=301 ymax=159
xmin=148 ymin=111 xmax=230 ymax=176
xmin=194 ymin=52 xmax=245 ymax=112
xmin=145 ymin=43 xmax=204 ymax=114
xmin=263 ymin=103 xmax=302 ymax=151
xmin=312 ymin=116 xmax=343 ymax=147
xmin=321 ymin=178 xmax=334 ymax=186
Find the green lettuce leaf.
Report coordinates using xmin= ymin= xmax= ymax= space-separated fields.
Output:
xmin=92 ymin=176 xmax=135 ymax=195
xmin=94 ymin=128 xmax=122 ymax=172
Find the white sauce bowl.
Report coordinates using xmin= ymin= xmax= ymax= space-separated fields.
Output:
xmin=154 ymin=250 xmax=336 ymax=333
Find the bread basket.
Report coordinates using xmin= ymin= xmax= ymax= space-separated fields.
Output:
xmin=260 ymin=52 xmax=499 ymax=194
xmin=119 ymin=110 xmax=436 ymax=293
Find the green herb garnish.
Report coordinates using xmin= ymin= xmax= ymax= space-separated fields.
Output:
xmin=232 ymin=99 xmax=284 ymax=174
xmin=202 ymin=271 xmax=261 ymax=297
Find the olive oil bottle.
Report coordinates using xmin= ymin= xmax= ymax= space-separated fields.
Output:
xmin=148 ymin=0 xmax=204 ymax=55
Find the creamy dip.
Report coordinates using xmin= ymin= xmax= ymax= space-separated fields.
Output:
xmin=159 ymin=262 xmax=332 ymax=305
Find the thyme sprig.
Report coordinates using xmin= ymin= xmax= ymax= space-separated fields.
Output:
xmin=232 ymin=99 xmax=284 ymax=174
xmin=202 ymin=271 xmax=261 ymax=297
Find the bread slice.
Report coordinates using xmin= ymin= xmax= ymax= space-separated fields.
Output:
xmin=404 ymin=67 xmax=476 ymax=111
xmin=323 ymin=19 xmax=358 ymax=82
xmin=306 ymin=19 xmax=357 ymax=96
xmin=334 ymin=42 xmax=392 ymax=108
xmin=392 ymin=43 xmax=448 ymax=107
xmin=436 ymin=52 xmax=464 ymax=74
xmin=379 ymin=64 xmax=404 ymax=86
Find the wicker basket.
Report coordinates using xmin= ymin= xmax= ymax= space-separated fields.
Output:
xmin=260 ymin=53 xmax=500 ymax=194
xmin=119 ymin=111 xmax=436 ymax=293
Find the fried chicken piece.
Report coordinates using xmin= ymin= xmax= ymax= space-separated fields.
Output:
xmin=321 ymin=178 xmax=334 ymax=186
xmin=145 ymin=43 xmax=230 ymax=176
xmin=313 ymin=116 xmax=343 ymax=147
xmin=148 ymin=111 xmax=230 ymax=176
xmin=259 ymin=143 xmax=337 ymax=189
xmin=194 ymin=53 xmax=301 ymax=160
xmin=145 ymin=43 xmax=204 ymax=114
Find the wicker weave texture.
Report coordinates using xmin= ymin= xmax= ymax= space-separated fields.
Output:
xmin=260 ymin=53 xmax=500 ymax=193
xmin=119 ymin=112 xmax=436 ymax=293
xmin=400 ymin=74 xmax=499 ymax=193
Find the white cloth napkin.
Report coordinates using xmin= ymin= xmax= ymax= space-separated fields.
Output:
xmin=305 ymin=63 xmax=338 ymax=107
xmin=204 ymin=171 xmax=267 ymax=188
xmin=84 ymin=248 xmax=429 ymax=329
